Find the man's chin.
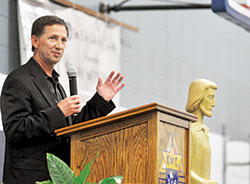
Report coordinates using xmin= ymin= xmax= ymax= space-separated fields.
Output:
xmin=50 ymin=58 xmax=61 ymax=64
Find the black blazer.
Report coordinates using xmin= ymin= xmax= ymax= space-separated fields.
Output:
xmin=1 ymin=57 xmax=115 ymax=184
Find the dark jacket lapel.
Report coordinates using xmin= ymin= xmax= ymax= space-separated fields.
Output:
xmin=26 ymin=58 xmax=57 ymax=107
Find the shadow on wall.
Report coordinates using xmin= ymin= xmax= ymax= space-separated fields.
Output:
xmin=0 ymin=131 xmax=5 ymax=182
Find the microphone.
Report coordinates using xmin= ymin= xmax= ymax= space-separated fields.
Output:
xmin=67 ymin=66 xmax=78 ymax=96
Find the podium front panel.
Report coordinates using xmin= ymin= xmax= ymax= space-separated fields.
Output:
xmin=71 ymin=112 xmax=155 ymax=183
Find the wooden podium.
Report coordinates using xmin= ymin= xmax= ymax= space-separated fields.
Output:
xmin=55 ymin=103 xmax=197 ymax=184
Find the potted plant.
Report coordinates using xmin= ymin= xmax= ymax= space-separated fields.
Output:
xmin=36 ymin=153 xmax=123 ymax=184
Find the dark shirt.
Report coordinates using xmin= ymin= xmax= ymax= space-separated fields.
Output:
xmin=33 ymin=61 xmax=63 ymax=104
xmin=47 ymin=71 xmax=63 ymax=103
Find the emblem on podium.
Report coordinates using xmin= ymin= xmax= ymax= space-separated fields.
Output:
xmin=159 ymin=134 xmax=185 ymax=184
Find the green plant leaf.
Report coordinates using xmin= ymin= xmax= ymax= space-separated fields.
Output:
xmin=36 ymin=180 xmax=54 ymax=184
xmin=74 ymin=152 xmax=100 ymax=184
xmin=99 ymin=176 xmax=123 ymax=184
xmin=46 ymin=153 xmax=76 ymax=184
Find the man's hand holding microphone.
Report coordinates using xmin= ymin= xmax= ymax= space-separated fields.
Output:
xmin=58 ymin=67 xmax=125 ymax=117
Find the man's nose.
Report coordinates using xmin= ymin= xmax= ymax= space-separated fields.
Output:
xmin=55 ymin=40 xmax=64 ymax=49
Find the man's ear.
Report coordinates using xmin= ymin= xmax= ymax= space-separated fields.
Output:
xmin=31 ymin=35 xmax=39 ymax=50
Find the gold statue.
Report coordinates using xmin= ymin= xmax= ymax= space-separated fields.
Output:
xmin=186 ymin=79 xmax=218 ymax=184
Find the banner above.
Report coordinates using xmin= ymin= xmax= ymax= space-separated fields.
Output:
xmin=212 ymin=0 xmax=250 ymax=32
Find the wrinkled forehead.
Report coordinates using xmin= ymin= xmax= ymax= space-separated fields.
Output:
xmin=42 ymin=24 xmax=68 ymax=37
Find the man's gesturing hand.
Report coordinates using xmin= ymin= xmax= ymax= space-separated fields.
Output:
xmin=57 ymin=95 xmax=81 ymax=117
xmin=96 ymin=71 xmax=125 ymax=102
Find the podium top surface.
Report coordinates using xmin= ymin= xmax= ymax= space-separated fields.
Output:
xmin=55 ymin=103 xmax=197 ymax=136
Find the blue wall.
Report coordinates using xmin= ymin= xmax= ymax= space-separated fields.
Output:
xmin=0 ymin=0 xmax=20 ymax=74
xmin=71 ymin=0 xmax=250 ymax=139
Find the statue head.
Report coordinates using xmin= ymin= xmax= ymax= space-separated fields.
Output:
xmin=186 ymin=79 xmax=217 ymax=118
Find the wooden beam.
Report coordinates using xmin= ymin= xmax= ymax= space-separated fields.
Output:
xmin=50 ymin=0 xmax=139 ymax=32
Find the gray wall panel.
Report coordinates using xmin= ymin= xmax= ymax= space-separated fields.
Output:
xmin=0 ymin=131 xmax=5 ymax=182
xmin=0 ymin=0 xmax=8 ymax=17
xmin=0 ymin=0 xmax=19 ymax=75
xmin=0 ymin=16 xmax=8 ymax=46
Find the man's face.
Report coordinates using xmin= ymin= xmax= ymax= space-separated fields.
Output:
xmin=199 ymin=88 xmax=216 ymax=117
xmin=32 ymin=24 xmax=67 ymax=65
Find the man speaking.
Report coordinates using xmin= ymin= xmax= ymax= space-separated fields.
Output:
xmin=1 ymin=15 xmax=125 ymax=184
